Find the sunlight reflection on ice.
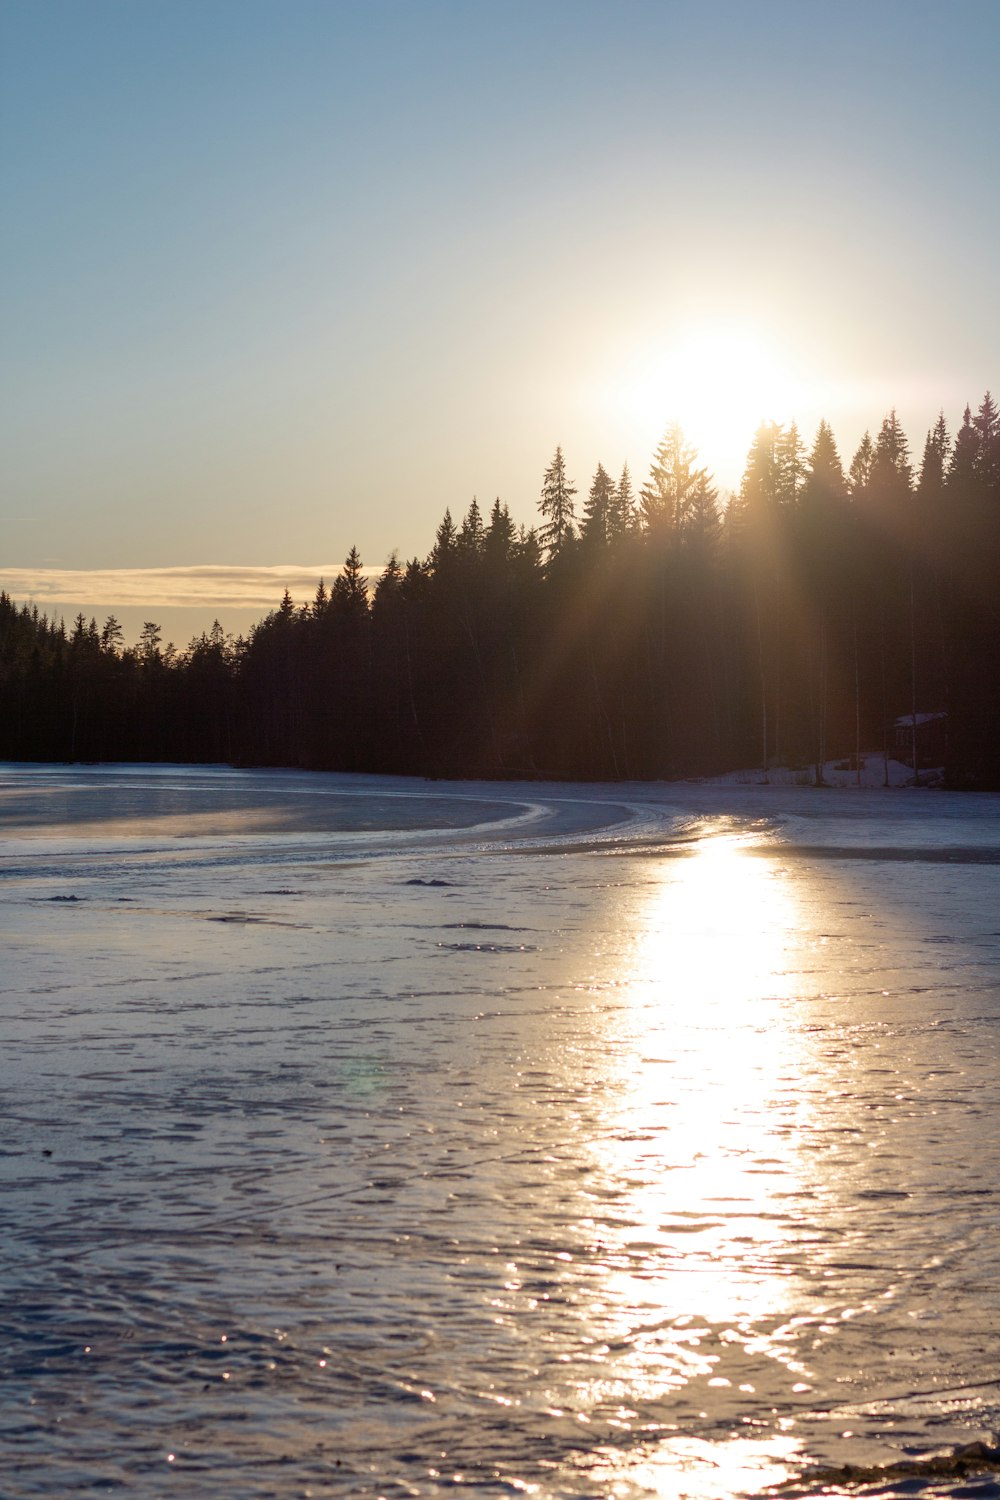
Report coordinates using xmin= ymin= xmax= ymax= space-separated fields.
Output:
xmin=591 ymin=1433 xmax=803 ymax=1499
xmin=586 ymin=831 xmax=813 ymax=1490
xmin=6 ymin=771 xmax=1000 ymax=1497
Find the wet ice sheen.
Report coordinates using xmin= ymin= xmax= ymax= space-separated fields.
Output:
xmin=1 ymin=764 xmax=999 ymax=1499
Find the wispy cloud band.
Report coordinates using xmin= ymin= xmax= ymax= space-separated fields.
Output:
xmin=2 ymin=565 xmax=382 ymax=612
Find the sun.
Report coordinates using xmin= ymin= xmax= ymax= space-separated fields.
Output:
xmin=615 ymin=325 xmax=806 ymax=489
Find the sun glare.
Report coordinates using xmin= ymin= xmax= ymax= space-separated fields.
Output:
xmin=598 ymin=833 xmax=810 ymax=1323
xmin=616 ymin=326 xmax=807 ymax=489
xmin=568 ymin=833 xmax=816 ymax=1492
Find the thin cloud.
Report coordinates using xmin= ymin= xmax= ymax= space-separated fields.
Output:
xmin=1 ymin=565 xmax=383 ymax=611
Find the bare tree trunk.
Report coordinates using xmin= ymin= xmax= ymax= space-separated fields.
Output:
xmin=880 ymin=611 xmax=890 ymax=788
xmin=815 ymin=609 xmax=827 ymax=786
xmin=910 ymin=572 xmax=920 ymax=786
xmin=854 ymin=608 xmax=862 ymax=788
xmin=755 ymin=581 xmax=768 ymax=780
xmin=773 ymin=571 xmax=781 ymax=768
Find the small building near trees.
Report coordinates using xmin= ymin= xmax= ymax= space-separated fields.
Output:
xmin=894 ymin=711 xmax=947 ymax=768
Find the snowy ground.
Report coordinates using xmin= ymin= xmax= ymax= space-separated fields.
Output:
xmin=2 ymin=764 xmax=999 ymax=1499
xmin=699 ymin=752 xmax=942 ymax=789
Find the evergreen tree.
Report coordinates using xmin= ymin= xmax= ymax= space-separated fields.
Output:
xmin=373 ymin=553 xmax=403 ymax=606
xmin=640 ymin=422 xmax=699 ymax=535
xmin=916 ymin=413 xmax=950 ymax=543
xmin=683 ymin=471 xmax=721 ymax=551
xmin=917 ymin=413 xmax=950 ymax=500
xmin=138 ymin=621 xmax=163 ymax=662
xmin=429 ymin=508 xmax=458 ymax=574
xmin=737 ymin=421 xmax=784 ymax=527
xmin=581 ymin=463 xmax=616 ymax=547
xmin=972 ymin=390 xmax=1000 ymax=495
xmin=401 ymin=556 xmax=431 ymax=608
xmin=458 ymin=497 xmax=485 ymax=557
xmin=100 ymin=616 xmax=125 ymax=654
xmin=872 ymin=409 xmax=912 ymax=494
xmin=802 ymin=420 xmax=848 ymax=513
xmin=484 ymin=497 xmax=516 ymax=564
xmin=799 ymin=422 xmax=849 ymax=784
xmin=609 ymin=463 xmax=635 ymax=541
xmin=848 ymin=431 xmax=875 ymax=499
xmin=312 ymin=578 xmax=329 ymax=618
xmin=538 ymin=447 xmax=577 ymax=558
xmin=775 ymin=421 xmax=806 ymax=509
xmin=331 ymin=547 xmax=369 ymax=621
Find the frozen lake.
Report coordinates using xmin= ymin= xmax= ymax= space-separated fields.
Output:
xmin=2 ymin=764 xmax=999 ymax=1499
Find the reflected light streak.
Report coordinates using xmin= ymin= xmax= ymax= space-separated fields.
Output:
xmin=580 ymin=832 xmax=816 ymax=1492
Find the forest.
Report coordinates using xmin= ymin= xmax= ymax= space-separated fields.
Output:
xmin=2 ymin=393 xmax=998 ymax=788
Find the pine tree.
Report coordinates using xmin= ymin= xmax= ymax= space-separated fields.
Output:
xmin=538 ymin=447 xmax=577 ymax=558
xmin=331 ymin=547 xmax=369 ymax=620
xmin=737 ymin=421 xmax=784 ymax=525
xmin=138 ymin=621 xmax=163 ymax=661
xmin=948 ymin=406 xmax=979 ymax=491
xmin=775 ymin=421 xmax=805 ymax=509
xmin=872 ymin=409 xmax=912 ymax=493
xmin=312 ymin=578 xmax=329 ymax=618
xmin=581 ymin=463 xmax=616 ymax=547
xmin=609 ymin=463 xmax=635 ymax=542
xmin=429 ymin=509 xmax=458 ymax=574
xmin=800 ymin=422 xmax=848 ymax=785
xmin=401 ymin=556 xmax=430 ymax=603
xmin=972 ymin=391 xmax=999 ymax=496
xmin=458 ymin=497 xmax=485 ymax=557
xmin=484 ymin=497 xmax=516 ymax=564
xmin=100 ymin=616 xmax=125 ymax=654
xmin=802 ymin=420 xmax=847 ymax=512
xmin=640 ymin=423 xmax=699 ymax=535
xmin=916 ymin=413 xmax=950 ymax=526
xmin=373 ymin=553 xmax=403 ymax=606
xmin=848 ymin=431 xmax=875 ymax=499
xmin=683 ymin=471 xmax=721 ymax=551
xmin=918 ymin=413 xmax=950 ymax=488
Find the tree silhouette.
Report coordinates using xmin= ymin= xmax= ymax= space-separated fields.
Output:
xmin=538 ymin=446 xmax=577 ymax=559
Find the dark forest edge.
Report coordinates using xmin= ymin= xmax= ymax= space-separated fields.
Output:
xmin=2 ymin=395 xmax=998 ymax=789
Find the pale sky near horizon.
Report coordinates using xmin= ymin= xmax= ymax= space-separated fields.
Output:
xmin=2 ymin=0 xmax=998 ymax=640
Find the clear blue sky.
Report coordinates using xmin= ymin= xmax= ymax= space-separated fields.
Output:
xmin=2 ymin=0 xmax=998 ymax=634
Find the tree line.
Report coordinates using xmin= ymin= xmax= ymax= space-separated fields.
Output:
xmin=2 ymin=392 xmax=998 ymax=787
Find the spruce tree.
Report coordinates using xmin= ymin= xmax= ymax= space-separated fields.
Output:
xmin=458 ymin=498 xmax=485 ymax=557
xmin=802 ymin=420 xmax=847 ymax=512
xmin=485 ymin=497 xmax=516 ymax=564
xmin=776 ymin=421 xmax=805 ymax=509
xmin=373 ymin=553 xmax=403 ymax=605
xmin=848 ymin=431 xmax=875 ymax=499
xmin=581 ymin=463 xmax=616 ymax=547
xmin=683 ymin=471 xmax=721 ymax=551
xmin=737 ymin=421 xmax=784 ymax=526
xmin=429 ymin=509 xmax=458 ymax=574
xmin=972 ymin=391 xmax=999 ymax=496
xmin=312 ymin=578 xmax=329 ymax=618
xmin=640 ymin=423 xmax=699 ymax=535
xmin=916 ymin=413 xmax=950 ymax=535
xmin=331 ymin=547 xmax=369 ymax=620
xmin=538 ymin=447 xmax=577 ymax=558
xmin=609 ymin=463 xmax=635 ymax=541
xmin=872 ymin=409 xmax=913 ymax=493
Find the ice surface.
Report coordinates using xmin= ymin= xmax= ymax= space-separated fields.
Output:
xmin=2 ymin=764 xmax=1000 ymax=1498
